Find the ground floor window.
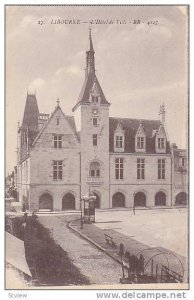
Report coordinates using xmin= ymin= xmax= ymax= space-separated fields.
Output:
xmin=112 ymin=192 xmax=125 ymax=207
xmin=62 ymin=193 xmax=75 ymax=210
xmin=93 ymin=192 xmax=100 ymax=208
xmin=175 ymin=192 xmax=187 ymax=206
xmin=134 ymin=192 xmax=146 ymax=207
xmin=39 ymin=193 xmax=53 ymax=210
xmin=155 ymin=191 xmax=166 ymax=206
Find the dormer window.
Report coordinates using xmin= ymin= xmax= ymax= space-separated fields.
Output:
xmin=137 ymin=137 xmax=145 ymax=149
xmin=135 ymin=121 xmax=146 ymax=152
xmin=92 ymin=96 xmax=98 ymax=103
xmin=116 ymin=136 xmax=123 ymax=148
xmin=158 ymin=138 xmax=165 ymax=149
xmin=155 ymin=124 xmax=166 ymax=153
xmin=114 ymin=122 xmax=125 ymax=152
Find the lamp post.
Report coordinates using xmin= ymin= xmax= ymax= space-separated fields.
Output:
xmin=80 ymin=198 xmax=83 ymax=229
xmin=133 ymin=193 xmax=136 ymax=215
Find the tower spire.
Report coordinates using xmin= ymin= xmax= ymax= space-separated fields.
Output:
xmin=89 ymin=27 xmax=94 ymax=52
xmin=85 ymin=28 xmax=95 ymax=78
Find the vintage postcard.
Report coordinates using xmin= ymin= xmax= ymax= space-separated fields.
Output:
xmin=5 ymin=5 xmax=189 ymax=292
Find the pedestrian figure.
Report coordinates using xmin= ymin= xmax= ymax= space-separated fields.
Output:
xmin=32 ymin=211 xmax=38 ymax=220
xmin=22 ymin=212 xmax=28 ymax=228
xmin=119 ymin=243 xmax=125 ymax=278
xmin=133 ymin=204 xmax=135 ymax=215
xmin=138 ymin=254 xmax=144 ymax=275
xmin=125 ymin=251 xmax=131 ymax=278
xmin=119 ymin=243 xmax=124 ymax=259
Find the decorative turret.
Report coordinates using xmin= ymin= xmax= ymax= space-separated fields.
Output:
xmin=159 ymin=103 xmax=166 ymax=124
xmin=22 ymin=92 xmax=39 ymax=132
xmin=85 ymin=28 xmax=95 ymax=78
xmin=72 ymin=30 xmax=110 ymax=112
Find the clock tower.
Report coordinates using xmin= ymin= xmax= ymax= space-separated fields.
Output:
xmin=72 ymin=29 xmax=110 ymax=208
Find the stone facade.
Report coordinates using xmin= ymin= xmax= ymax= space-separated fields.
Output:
xmin=16 ymin=31 xmax=188 ymax=211
xmin=172 ymin=147 xmax=188 ymax=206
xmin=109 ymin=153 xmax=172 ymax=208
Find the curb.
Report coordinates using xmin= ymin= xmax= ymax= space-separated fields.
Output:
xmin=67 ymin=219 xmax=123 ymax=268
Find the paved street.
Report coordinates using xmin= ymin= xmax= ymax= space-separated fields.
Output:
xmin=38 ymin=215 xmax=123 ymax=286
xmin=38 ymin=208 xmax=188 ymax=286
xmin=94 ymin=208 xmax=188 ymax=258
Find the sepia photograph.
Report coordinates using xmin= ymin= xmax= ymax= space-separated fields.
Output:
xmin=5 ymin=5 xmax=189 ymax=291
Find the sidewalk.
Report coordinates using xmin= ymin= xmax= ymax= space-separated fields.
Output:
xmin=38 ymin=216 xmax=124 ymax=285
xmin=69 ymin=218 xmax=188 ymax=282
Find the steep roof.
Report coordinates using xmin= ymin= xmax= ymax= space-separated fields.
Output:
xmin=21 ymin=93 xmax=39 ymax=132
xmin=66 ymin=115 xmax=76 ymax=133
xmin=72 ymin=73 xmax=110 ymax=111
xmin=109 ymin=117 xmax=170 ymax=153
xmin=72 ymin=30 xmax=110 ymax=111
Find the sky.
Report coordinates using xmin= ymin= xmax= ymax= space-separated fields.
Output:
xmin=5 ymin=5 xmax=188 ymax=174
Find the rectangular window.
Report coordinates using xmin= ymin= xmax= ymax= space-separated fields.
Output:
xmin=158 ymin=159 xmax=165 ymax=179
xmin=53 ymin=161 xmax=63 ymax=180
xmin=137 ymin=137 xmax=144 ymax=149
xmin=158 ymin=138 xmax=165 ymax=149
xmin=56 ymin=117 xmax=60 ymax=125
xmin=54 ymin=135 xmax=62 ymax=148
xmin=92 ymin=96 xmax=98 ymax=103
xmin=137 ymin=158 xmax=145 ymax=179
xmin=116 ymin=136 xmax=123 ymax=148
xmin=182 ymin=158 xmax=186 ymax=167
xmin=93 ymin=134 xmax=97 ymax=146
xmin=90 ymin=169 xmax=100 ymax=177
xmin=90 ymin=170 xmax=95 ymax=177
xmin=93 ymin=117 xmax=98 ymax=126
xmin=115 ymin=158 xmax=124 ymax=179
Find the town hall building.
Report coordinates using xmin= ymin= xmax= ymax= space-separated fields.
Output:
xmin=16 ymin=31 xmax=188 ymax=211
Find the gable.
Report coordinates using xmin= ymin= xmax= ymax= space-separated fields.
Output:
xmin=157 ymin=124 xmax=166 ymax=136
xmin=33 ymin=107 xmax=79 ymax=148
xmin=136 ymin=123 xmax=146 ymax=136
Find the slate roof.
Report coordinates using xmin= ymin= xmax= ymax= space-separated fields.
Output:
xmin=66 ymin=115 xmax=76 ymax=133
xmin=72 ymin=73 xmax=110 ymax=111
xmin=21 ymin=94 xmax=39 ymax=132
xmin=109 ymin=117 xmax=170 ymax=154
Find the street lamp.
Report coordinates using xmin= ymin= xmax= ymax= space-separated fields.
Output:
xmin=80 ymin=198 xmax=83 ymax=229
xmin=133 ymin=192 xmax=136 ymax=215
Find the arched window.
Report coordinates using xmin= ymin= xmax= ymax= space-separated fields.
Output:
xmin=112 ymin=192 xmax=125 ymax=207
xmin=175 ymin=192 xmax=187 ymax=206
xmin=93 ymin=192 xmax=100 ymax=208
xmin=155 ymin=191 xmax=166 ymax=206
xmin=134 ymin=192 xmax=146 ymax=207
xmin=62 ymin=193 xmax=75 ymax=210
xmin=89 ymin=161 xmax=100 ymax=177
xmin=39 ymin=193 xmax=53 ymax=210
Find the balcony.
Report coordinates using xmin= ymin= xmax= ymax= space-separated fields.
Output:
xmin=87 ymin=176 xmax=103 ymax=185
